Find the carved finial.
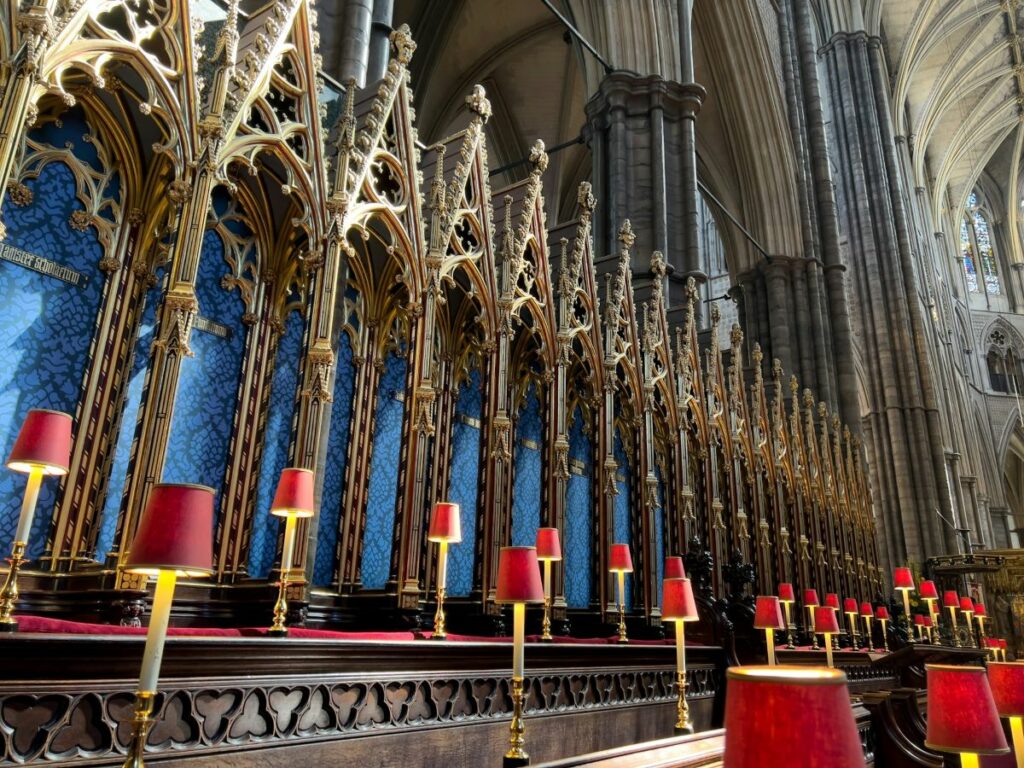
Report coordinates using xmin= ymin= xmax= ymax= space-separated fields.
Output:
xmin=650 ymin=250 xmax=666 ymax=281
xmin=789 ymin=375 xmax=799 ymax=397
xmin=772 ymin=358 xmax=783 ymax=380
xmin=578 ymin=181 xmax=595 ymax=214
xmin=466 ymin=84 xmax=491 ymax=120
xmin=803 ymin=388 xmax=814 ymax=408
xmin=818 ymin=401 xmax=827 ymax=418
xmin=618 ymin=220 xmax=635 ymax=250
xmin=730 ymin=323 xmax=742 ymax=348
xmin=502 ymin=194 xmax=514 ymax=251
xmin=390 ymin=24 xmax=416 ymax=65
xmin=752 ymin=342 xmax=763 ymax=367
xmin=529 ymin=139 xmax=549 ymax=174
xmin=710 ymin=302 xmax=720 ymax=326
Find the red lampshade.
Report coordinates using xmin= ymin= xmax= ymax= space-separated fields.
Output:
xmin=923 ymin=616 xmax=933 ymax=628
xmin=663 ymin=577 xmax=699 ymax=623
xmin=825 ymin=593 xmax=840 ymax=610
xmin=844 ymin=598 xmax=858 ymax=614
xmin=124 ymin=484 xmax=214 ymax=577
xmin=999 ymin=639 xmax=1008 ymax=651
xmin=860 ymin=602 xmax=874 ymax=617
xmin=919 ymin=580 xmax=939 ymax=600
xmin=804 ymin=589 xmax=819 ymax=607
xmin=959 ymin=596 xmax=974 ymax=614
xmin=271 ymin=468 xmax=314 ymax=518
xmin=665 ymin=556 xmax=686 ymax=579
xmin=988 ymin=663 xmax=1024 ymax=718
xmin=494 ymin=546 xmax=544 ymax=604
xmin=925 ymin=665 xmax=1009 ymax=755
xmin=754 ymin=596 xmax=785 ymax=630
xmin=894 ymin=567 xmax=915 ymax=591
xmin=427 ymin=502 xmax=461 ymax=543
xmin=778 ymin=582 xmax=795 ymax=603
xmin=875 ymin=606 xmax=890 ymax=620
xmin=814 ymin=605 xmax=841 ymax=635
xmin=535 ymin=527 xmax=561 ymax=561
xmin=914 ymin=614 xmax=925 ymax=626
xmin=943 ymin=590 xmax=960 ymax=609
xmin=7 ymin=409 xmax=72 ymax=475
xmin=723 ymin=666 xmax=866 ymax=768
xmin=609 ymin=543 xmax=633 ymax=573
xmin=974 ymin=603 xmax=987 ymax=618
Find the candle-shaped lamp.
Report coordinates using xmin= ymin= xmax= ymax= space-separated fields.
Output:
xmin=778 ymin=583 xmax=796 ymax=649
xmin=824 ymin=593 xmax=841 ymax=650
xmin=495 ymin=546 xmax=544 ymax=768
xmin=923 ymin=614 xmax=935 ymax=644
xmin=122 ymin=484 xmax=214 ymax=768
xmin=815 ymin=605 xmax=841 ymax=668
xmin=427 ymin=501 xmax=461 ymax=640
xmin=944 ymin=591 xmax=961 ymax=647
xmin=535 ymin=527 xmax=561 ymax=642
xmin=1000 ymin=638 xmax=1009 ymax=662
xmin=754 ymin=596 xmax=785 ymax=666
xmin=920 ymin=579 xmax=939 ymax=625
xmin=609 ymin=544 xmax=633 ymax=644
xmin=663 ymin=577 xmax=699 ymax=734
xmin=267 ymin=468 xmax=314 ymax=637
xmin=894 ymin=567 xmax=915 ymax=632
xmin=860 ymin=602 xmax=874 ymax=650
xmin=973 ymin=603 xmax=988 ymax=643
xmin=0 ymin=410 xmax=72 ymax=631
xmin=804 ymin=589 xmax=820 ymax=650
xmin=844 ymin=598 xmax=860 ymax=649
xmin=988 ymin=662 xmax=1024 ymax=768
xmin=925 ymin=664 xmax=1009 ymax=768
xmin=722 ymin=666 xmax=866 ymax=768
xmin=876 ymin=606 xmax=890 ymax=652
xmin=914 ymin=614 xmax=926 ymax=642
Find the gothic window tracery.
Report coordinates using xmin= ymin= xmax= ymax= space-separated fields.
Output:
xmin=960 ymin=192 xmax=1000 ymax=296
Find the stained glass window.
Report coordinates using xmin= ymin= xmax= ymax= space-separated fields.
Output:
xmin=961 ymin=191 xmax=1000 ymax=295
xmin=961 ymin=217 xmax=978 ymax=293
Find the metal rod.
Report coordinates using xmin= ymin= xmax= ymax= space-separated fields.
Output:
xmin=538 ymin=0 xmax=614 ymax=75
xmin=697 ymin=179 xmax=772 ymax=262
xmin=489 ymin=134 xmax=584 ymax=177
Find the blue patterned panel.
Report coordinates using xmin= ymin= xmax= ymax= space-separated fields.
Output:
xmin=654 ymin=465 xmax=665 ymax=610
xmin=314 ymin=331 xmax=355 ymax=586
xmin=614 ymin=430 xmax=632 ymax=610
xmin=565 ymin=407 xmax=592 ymax=608
xmin=360 ymin=351 xmax=407 ymax=590
xmin=97 ymin=270 xmax=164 ymax=562
xmin=511 ymin=385 xmax=542 ymax=547
xmin=0 ymin=156 xmax=107 ymax=558
xmin=446 ymin=368 xmax=482 ymax=597
xmin=248 ymin=308 xmax=304 ymax=577
xmin=163 ymin=230 xmax=246 ymax=527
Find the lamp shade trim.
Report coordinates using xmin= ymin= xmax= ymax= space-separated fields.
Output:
xmin=494 ymin=546 xmax=544 ymax=604
xmin=535 ymin=527 xmax=562 ymax=561
xmin=924 ymin=664 xmax=1010 ymax=755
xmin=427 ymin=502 xmax=462 ymax=543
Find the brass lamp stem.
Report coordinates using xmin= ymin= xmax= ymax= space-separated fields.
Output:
xmin=268 ymin=514 xmax=297 ymax=637
xmin=880 ymin=619 xmax=889 ymax=652
xmin=806 ymin=606 xmax=819 ymax=650
xmin=121 ymin=691 xmax=155 ymax=768
xmin=616 ymin=571 xmax=628 ymax=644
xmin=0 ymin=541 xmax=27 ymax=631
xmin=540 ymin=560 xmax=552 ymax=642
xmin=504 ymin=675 xmax=529 ymax=767
xmin=674 ymin=621 xmax=693 ymax=734
xmin=782 ymin=602 xmax=795 ymax=649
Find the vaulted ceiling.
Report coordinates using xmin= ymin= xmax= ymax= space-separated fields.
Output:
xmin=881 ymin=0 xmax=1024 ymax=227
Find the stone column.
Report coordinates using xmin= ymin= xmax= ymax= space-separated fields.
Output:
xmin=366 ymin=0 xmax=394 ymax=83
xmin=584 ymin=75 xmax=704 ymax=307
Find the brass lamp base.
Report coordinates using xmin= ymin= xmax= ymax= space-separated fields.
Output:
xmin=503 ymin=676 xmax=529 ymax=767
xmin=674 ymin=671 xmax=693 ymax=734
xmin=540 ymin=597 xmax=552 ymax=643
xmin=616 ymin=606 xmax=628 ymax=644
xmin=432 ymin=586 xmax=447 ymax=640
xmin=0 ymin=542 xmax=27 ymax=633
xmin=121 ymin=691 xmax=155 ymax=768
xmin=267 ymin=577 xmax=290 ymax=638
